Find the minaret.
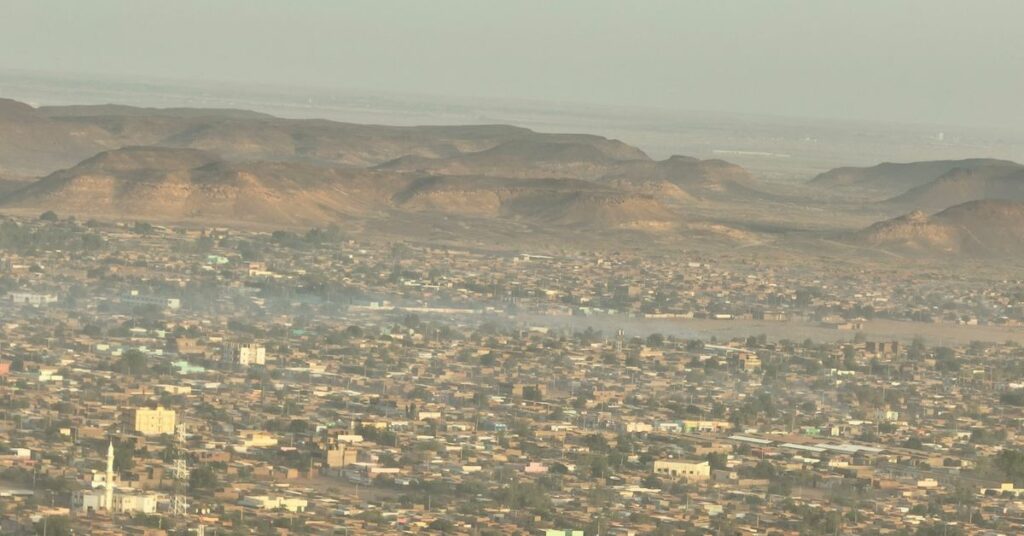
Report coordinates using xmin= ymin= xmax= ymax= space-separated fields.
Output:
xmin=105 ymin=440 xmax=115 ymax=511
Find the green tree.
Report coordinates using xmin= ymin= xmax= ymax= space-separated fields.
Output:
xmin=116 ymin=349 xmax=148 ymax=376
xmin=114 ymin=441 xmax=135 ymax=472
xmin=189 ymin=464 xmax=219 ymax=493
xmin=707 ymin=452 xmax=728 ymax=470
xmin=992 ymin=449 xmax=1024 ymax=484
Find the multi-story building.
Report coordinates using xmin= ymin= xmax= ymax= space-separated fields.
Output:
xmin=127 ymin=407 xmax=176 ymax=436
xmin=223 ymin=343 xmax=266 ymax=366
xmin=326 ymin=445 xmax=359 ymax=468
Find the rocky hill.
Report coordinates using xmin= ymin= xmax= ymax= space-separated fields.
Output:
xmin=1 ymin=145 xmax=676 ymax=230
xmin=1 ymin=146 xmax=412 ymax=226
xmin=810 ymin=158 xmax=1021 ymax=198
xmin=393 ymin=176 xmax=674 ymax=228
xmin=0 ymin=99 xmax=783 ymax=237
xmin=381 ymin=147 xmax=757 ymax=202
xmin=598 ymin=155 xmax=756 ymax=200
xmin=36 ymin=103 xmax=644 ymax=169
xmin=377 ymin=138 xmax=642 ymax=180
xmin=853 ymin=200 xmax=1024 ymax=256
xmin=0 ymin=99 xmax=759 ymax=232
xmin=885 ymin=166 xmax=1024 ymax=212
xmin=0 ymin=98 xmax=118 ymax=179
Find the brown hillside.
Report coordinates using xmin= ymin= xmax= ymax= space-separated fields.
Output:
xmin=884 ymin=166 xmax=1024 ymax=212
xmin=810 ymin=159 xmax=1021 ymax=198
xmin=854 ymin=200 xmax=1024 ymax=256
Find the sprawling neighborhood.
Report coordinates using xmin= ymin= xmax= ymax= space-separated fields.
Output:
xmin=1 ymin=216 xmax=1024 ymax=535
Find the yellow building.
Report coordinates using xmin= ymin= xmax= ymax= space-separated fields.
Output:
xmin=653 ymin=459 xmax=710 ymax=482
xmin=128 ymin=407 xmax=176 ymax=436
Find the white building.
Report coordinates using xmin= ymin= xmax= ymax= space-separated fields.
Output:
xmin=8 ymin=292 xmax=57 ymax=306
xmin=112 ymin=490 xmax=161 ymax=514
xmin=223 ymin=343 xmax=266 ymax=366
xmin=71 ymin=440 xmax=160 ymax=514
xmin=72 ymin=489 xmax=161 ymax=514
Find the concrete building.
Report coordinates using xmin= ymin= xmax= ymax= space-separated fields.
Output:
xmin=72 ymin=488 xmax=109 ymax=513
xmin=223 ymin=343 xmax=266 ymax=366
xmin=72 ymin=489 xmax=161 ymax=514
xmin=653 ymin=459 xmax=711 ymax=482
xmin=112 ymin=490 xmax=161 ymax=514
xmin=326 ymin=445 xmax=359 ymax=468
xmin=127 ymin=407 xmax=177 ymax=436
xmin=8 ymin=292 xmax=57 ymax=306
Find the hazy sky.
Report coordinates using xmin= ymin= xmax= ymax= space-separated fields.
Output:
xmin=3 ymin=0 xmax=1023 ymax=128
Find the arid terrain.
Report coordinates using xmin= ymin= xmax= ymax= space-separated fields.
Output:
xmin=0 ymin=98 xmax=1022 ymax=263
xmin=8 ymin=3 xmax=1024 ymax=535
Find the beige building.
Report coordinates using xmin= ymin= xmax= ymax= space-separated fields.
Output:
xmin=237 ymin=430 xmax=279 ymax=449
xmin=224 ymin=342 xmax=266 ymax=366
xmin=127 ymin=407 xmax=177 ymax=436
xmin=326 ymin=445 xmax=359 ymax=468
xmin=653 ymin=459 xmax=711 ymax=482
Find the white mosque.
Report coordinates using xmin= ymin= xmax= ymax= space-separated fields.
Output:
xmin=71 ymin=440 xmax=162 ymax=515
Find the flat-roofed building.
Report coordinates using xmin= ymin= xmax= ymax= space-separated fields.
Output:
xmin=127 ymin=407 xmax=176 ymax=436
xmin=653 ymin=459 xmax=710 ymax=482
xmin=223 ymin=343 xmax=266 ymax=366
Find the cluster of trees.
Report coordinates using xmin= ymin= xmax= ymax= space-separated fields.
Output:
xmin=115 ymin=349 xmax=148 ymax=376
xmin=0 ymin=218 xmax=105 ymax=254
xmin=270 ymin=226 xmax=345 ymax=250
xmin=992 ymin=449 xmax=1024 ymax=484
xmin=189 ymin=464 xmax=220 ymax=493
xmin=731 ymin=391 xmax=779 ymax=426
xmin=1000 ymin=390 xmax=1024 ymax=407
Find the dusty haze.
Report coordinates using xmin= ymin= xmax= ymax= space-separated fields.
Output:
xmin=2 ymin=0 xmax=1023 ymax=129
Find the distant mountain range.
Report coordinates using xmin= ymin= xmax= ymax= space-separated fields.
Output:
xmin=1 ymin=99 xmax=755 ymax=230
xmin=809 ymin=158 xmax=1024 ymax=256
xmin=5 ymin=97 xmax=1024 ymax=257
xmin=2 ymin=98 xmax=610 ymax=175
xmin=809 ymin=158 xmax=1019 ymax=195
xmin=810 ymin=158 xmax=1024 ymax=210
xmin=3 ymin=145 xmax=675 ymax=229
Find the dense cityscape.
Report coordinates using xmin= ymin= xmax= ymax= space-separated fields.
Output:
xmin=1 ymin=216 xmax=1023 ymax=535
xmin=4 ymin=4 xmax=1024 ymax=535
